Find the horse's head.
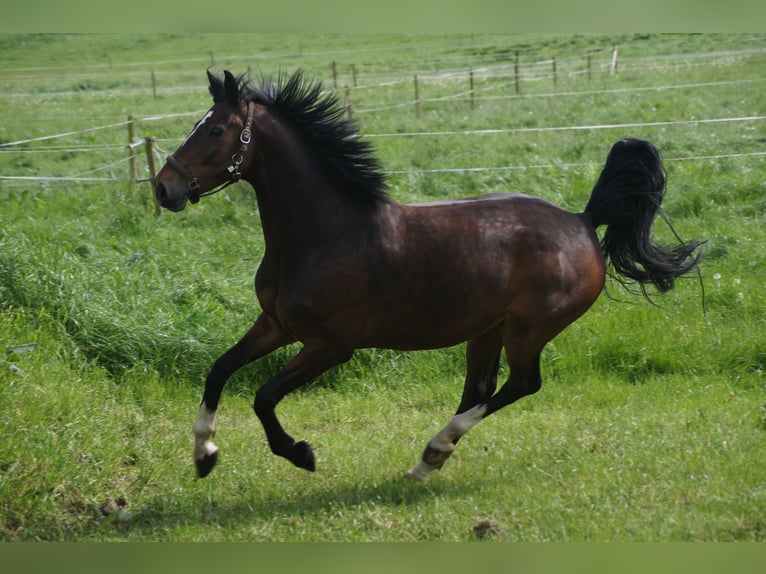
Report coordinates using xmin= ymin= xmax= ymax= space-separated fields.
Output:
xmin=154 ymin=70 xmax=254 ymax=212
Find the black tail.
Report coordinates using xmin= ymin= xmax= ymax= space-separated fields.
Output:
xmin=584 ymin=138 xmax=703 ymax=298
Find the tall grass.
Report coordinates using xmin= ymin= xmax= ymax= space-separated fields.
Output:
xmin=0 ymin=33 xmax=764 ymax=541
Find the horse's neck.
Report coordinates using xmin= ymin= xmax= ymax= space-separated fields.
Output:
xmin=247 ymin=115 xmax=384 ymax=263
xmin=248 ymin=166 xmax=376 ymax=262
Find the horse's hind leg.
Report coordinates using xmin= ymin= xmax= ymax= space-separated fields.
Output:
xmin=406 ymin=331 xmax=544 ymax=481
xmin=405 ymin=326 xmax=503 ymax=480
xmin=194 ymin=312 xmax=293 ymax=478
xmin=455 ymin=324 xmax=503 ymax=414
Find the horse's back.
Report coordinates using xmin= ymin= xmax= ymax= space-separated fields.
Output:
xmin=401 ymin=192 xmax=600 ymax=266
xmin=406 ymin=191 xmax=528 ymax=208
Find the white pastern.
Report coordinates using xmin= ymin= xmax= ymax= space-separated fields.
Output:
xmin=406 ymin=404 xmax=488 ymax=481
xmin=193 ymin=403 xmax=218 ymax=460
xmin=405 ymin=460 xmax=435 ymax=481
xmin=429 ymin=404 xmax=487 ymax=451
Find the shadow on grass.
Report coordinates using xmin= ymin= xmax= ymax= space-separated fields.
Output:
xmin=127 ymin=471 xmax=481 ymax=540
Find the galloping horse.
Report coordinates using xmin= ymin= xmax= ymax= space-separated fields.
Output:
xmin=154 ymin=70 xmax=702 ymax=481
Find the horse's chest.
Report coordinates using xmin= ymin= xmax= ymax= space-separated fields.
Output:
xmin=254 ymin=262 xmax=279 ymax=315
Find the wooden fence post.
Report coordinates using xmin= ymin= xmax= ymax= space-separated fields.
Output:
xmin=332 ymin=61 xmax=338 ymax=89
xmin=611 ymin=44 xmax=619 ymax=74
xmin=345 ymin=86 xmax=353 ymax=120
xmin=552 ymin=58 xmax=558 ymax=88
xmin=127 ymin=116 xmax=137 ymax=184
xmin=143 ymin=137 xmax=161 ymax=215
xmin=587 ymin=51 xmax=592 ymax=80
xmin=414 ymin=74 xmax=421 ymax=117
xmin=514 ymin=51 xmax=521 ymax=95
xmin=150 ymin=70 xmax=157 ymax=99
xmin=469 ymin=69 xmax=475 ymax=110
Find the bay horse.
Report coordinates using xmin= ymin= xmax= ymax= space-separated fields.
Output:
xmin=154 ymin=70 xmax=702 ymax=481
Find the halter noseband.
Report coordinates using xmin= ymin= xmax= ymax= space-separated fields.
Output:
xmin=166 ymin=101 xmax=256 ymax=204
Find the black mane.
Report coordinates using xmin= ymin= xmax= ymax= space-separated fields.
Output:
xmin=218 ymin=70 xmax=389 ymax=204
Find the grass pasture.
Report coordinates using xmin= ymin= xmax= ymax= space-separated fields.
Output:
xmin=0 ymin=33 xmax=765 ymax=541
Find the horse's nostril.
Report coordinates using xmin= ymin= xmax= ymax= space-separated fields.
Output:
xmin=155 ymin=181 xmax=167 ymax=203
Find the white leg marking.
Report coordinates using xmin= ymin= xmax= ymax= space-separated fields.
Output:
xmin=405 ymin=460 xmax=433 ymax=481
xmin=406 ymin=404 xmax=487 ymax=480
xmin=430 ymin=405 xmax=487 ymax=451
xmin=193 ymin=402 xmax=218 ymax=461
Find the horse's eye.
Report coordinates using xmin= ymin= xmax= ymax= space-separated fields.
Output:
xmin=210 ymin=126 xmax=225 ymax=137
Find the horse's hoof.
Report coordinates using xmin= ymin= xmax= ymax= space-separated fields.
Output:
xmin=290 ymin=440 xmax=316 ymax=472
xmin=195 ymin=450 xmax=219 ymax=478
xmin=405 ymin=460 xmax=433 ymax=481
xmin=405 ymin=469 xmax=425 ymax=481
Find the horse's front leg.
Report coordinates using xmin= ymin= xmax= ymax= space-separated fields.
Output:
xmin=253 ymin=342 xmax=353 ymax=471
xmin=194 ymin=313 xmax=293 ymax=478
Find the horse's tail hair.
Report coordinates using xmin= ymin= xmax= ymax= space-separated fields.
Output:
xmin=584 ymin=138 xmax=703 ymax=298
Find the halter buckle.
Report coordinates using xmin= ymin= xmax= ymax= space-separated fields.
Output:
xmin=188 ymin=178 xmax=201 ymax=203
xmin=228 ymin=154 xmax=243 ymax=182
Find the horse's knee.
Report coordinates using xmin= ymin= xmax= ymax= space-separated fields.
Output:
xmin=511 ymin=351 xmax=543 ymax=398
xmin=482 ymin=359 xmax=543 ymax=417
xmin=506 ymin=373 xmax=542 ymax=403
xmin=253 ymin=387 xmax=276 ymax=417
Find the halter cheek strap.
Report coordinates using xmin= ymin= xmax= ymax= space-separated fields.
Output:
xmin=167 ymin=101 xmax=256 ymax=204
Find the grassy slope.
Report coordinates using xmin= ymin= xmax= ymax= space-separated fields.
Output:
xmin=0 ymin=33 xmax=764 ymax=540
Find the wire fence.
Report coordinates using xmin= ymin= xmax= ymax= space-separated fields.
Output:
xmin=2 ymin=119 xmax=763 ymax=187
xmin=2 ymin=37 xmax=764 ymax=87
xmin=1 ymin=38 xmax=764 ymax=190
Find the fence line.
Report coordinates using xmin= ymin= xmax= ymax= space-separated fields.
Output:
xmin=0 ymin=115 xmax=762 ymax=187
xmin=1 ymin=38 xmax=762 ymax=190
xmin=4 ymin=100 xmax=762 ymax=155
xmin=469 ymin=78 xmax=766 ymax=102
xmin=2 ymin=151 xmax=763 ymax=188
xmin=0 ymin=144 xmax=129 ymax=154
xmin=382 ymin=151 xmax=766 ymax=175
xmin=146 ymin=114 xmax=764 ymax=147
xmin=5 ymin=73 xmax=760 ymax=129
xmin=1 ymin=55 xmax=759 ymax=101
xmin=364 ymin=116 xmax=766 ymax=139
xmin=0 ymin=119 xmax=135 ymax=148
xmin=353 ymin=77 xmax=766 ymax=115
xmin=3 ymin=41 xmax=763 ymax=83
xmin=71 ymin=155 xmax=135 ymax=179
xmin=2 ymin=41 xmax=764 ymax=101
xmin=0 ymin=175 xmax=117 ymax=182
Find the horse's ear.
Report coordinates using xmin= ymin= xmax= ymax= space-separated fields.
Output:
xmin=223 ymin=70 xmax=240 ymax=106
xmin=207 ymin=69 xmax=240 ymax=105
xmin=207 ymin=69 xmax=224 ymax=103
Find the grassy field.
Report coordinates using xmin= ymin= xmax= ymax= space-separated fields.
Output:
xmin=0 ymin=33 xmax=765 ymax=541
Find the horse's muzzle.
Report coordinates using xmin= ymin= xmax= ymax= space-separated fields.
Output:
xmin=154 ymin=180 xmax=188 ymax=212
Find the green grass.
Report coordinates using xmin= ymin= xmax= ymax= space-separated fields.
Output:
xmin=1 ymin=33 xmax=765 ymax=541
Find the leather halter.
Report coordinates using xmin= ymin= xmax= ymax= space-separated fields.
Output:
xmin=165 ymin=101 xmax=255 ymax=204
